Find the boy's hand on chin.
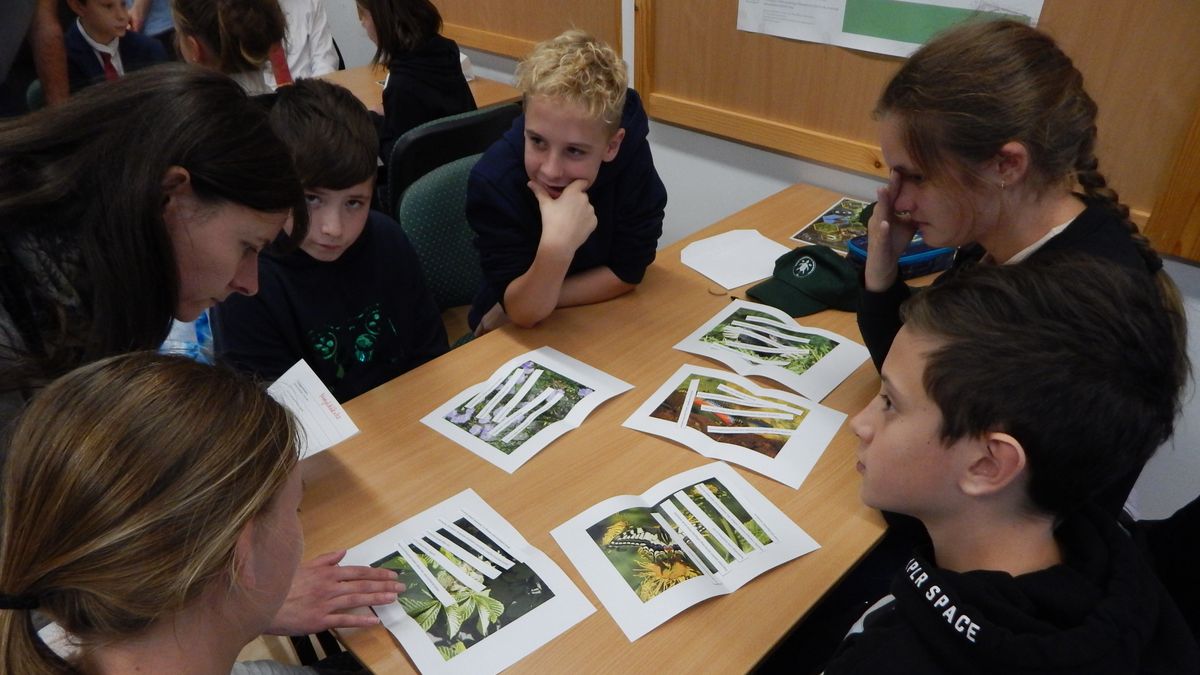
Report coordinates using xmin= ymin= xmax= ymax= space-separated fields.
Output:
xmin=530 ymin=179 xmax=597 ymax=254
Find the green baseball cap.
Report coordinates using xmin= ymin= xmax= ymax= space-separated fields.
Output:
xmin=746 ymin=245 xmax=859 ymax=316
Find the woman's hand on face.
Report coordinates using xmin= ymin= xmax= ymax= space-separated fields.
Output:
xmin=863 ymin=171 xmax=918 ymax=292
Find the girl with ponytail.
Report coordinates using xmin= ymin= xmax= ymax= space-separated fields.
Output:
xmin=857 ymin=19 xmax=1188 ymax=514
xmin=0 ymin=353 xmax=301 ymax=674
xmin=172 ymin=0 xmax=288 ymax=94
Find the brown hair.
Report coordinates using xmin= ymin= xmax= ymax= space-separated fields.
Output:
xmin=0 ymin=64 xmax=308 ymax=394
xmin=269 ymin=78 xmax=378 ymax=190
xmin=516 ymin=30 xmax=627 ymax=131
xmin=355 ymin=0 xmax=442 ymax=65
xmin=0 ymin=353 xmax=298 ymax=674
xmin=877 ymin=19 xmax=1185 ymax=380
xmin=901 ymin=256 xmax=1187 ymax=516
xmin=172 ymin=0 xmax=286 ymax=73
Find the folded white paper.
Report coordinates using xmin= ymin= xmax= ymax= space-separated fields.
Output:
xmin=267 ymin=359 xmax=359 ymax=458
xmin=680 ymin=229 xmax=790 ymax=289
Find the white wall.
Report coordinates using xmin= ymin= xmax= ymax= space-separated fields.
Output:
xmin=324 ymin=0 xmax=374 ymax=68
xmin=323 ymin=0 xmax=1200 ymax=519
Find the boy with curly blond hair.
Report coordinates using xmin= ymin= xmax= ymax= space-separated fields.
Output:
xmin=467 ymin=30 xmax=667 ymax=334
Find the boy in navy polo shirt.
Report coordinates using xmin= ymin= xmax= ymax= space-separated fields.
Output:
xmin=467 ymin=30 xmax=667 ymax=334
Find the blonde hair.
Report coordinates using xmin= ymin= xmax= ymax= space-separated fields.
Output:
xmin=0 ymin=353 xmax=298 ymax=674
xmin=516 ymin=30 xmax=627 ymax=131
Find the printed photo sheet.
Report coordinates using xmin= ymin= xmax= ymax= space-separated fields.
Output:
xmin=675 ymin=300 xmax=869 ymax=401
xmin=551 ymin=462 xmax=818 ymax=641
xmin=344 ymin=489 xmax=594 ymax=675
xmin=624 ymin=365 xmax=846 ymax=489
xmin=788 ymin=197 xmax=870 ymax=254
xmin=422 ymin=347 xmax=632 ymax=473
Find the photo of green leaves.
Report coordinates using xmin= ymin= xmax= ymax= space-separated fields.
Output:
xmin=371 ymin=518 xmax=554 ymax=661
xmin=700 ymin=308 xmax=839 ymax=376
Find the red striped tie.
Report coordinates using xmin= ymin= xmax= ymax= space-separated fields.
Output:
xmin=268 ymin=42 xmax=293 ymax=88
xmin=100 ymin=52 xmax=118 ymax=81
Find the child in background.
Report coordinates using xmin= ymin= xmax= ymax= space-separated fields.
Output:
xmin=64 ymin=0 xmax=166 ymax=92
xmin=213 ymin=78 xmax=447 ymax=403
xmin=270 ymin=0 xmax=340 ymax=87
xmin=126 ymin=0 xmax=176 ymax=58
xmin=354 ymin=0 xmax=475 ymax=160
xmin=825 ymin=257 xmax=1197 ymax=674
xmin=467 ymin=30 xmax=667 ymax=334
xmin=172 ymin=0 xmax=286 ymax=94
xmin=0 ymin=353 xmax=306 ymax=673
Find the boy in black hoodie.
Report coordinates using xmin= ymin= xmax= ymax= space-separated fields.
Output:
xmin=826 ymin=256 xmax=1198 ymax=674
xmin=213 ymin=78 xmax=447 ymax=403
xmin=467 ymin=30 xmax=667 ymax=334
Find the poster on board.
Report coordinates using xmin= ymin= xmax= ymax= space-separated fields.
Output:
xmin=737 ymin=0 xmax=1043 ymax=58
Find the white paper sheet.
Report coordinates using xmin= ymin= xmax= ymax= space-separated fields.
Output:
xmin=675 ymin=300 xmax=870 ymax=401
xmin=344 ymin=489 xmax=594 ymax=675
xmin=422 ymin=347 xmax=632 ymax=473
xmin=680 ymin=229 xmax=791 ymax=289
xmin=737 ymin=0 xmax=1043 ymax=58
xmin=266 ymin=359 xmax=360 ymax=459
xmin=551 ymin=462 xmax=819 ymax=641
xmin=624 ymin=365 xmax=846 ymax=489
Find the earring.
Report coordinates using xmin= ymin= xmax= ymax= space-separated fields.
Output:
xmin=999 ymin=179 xmax=1006 ymax=190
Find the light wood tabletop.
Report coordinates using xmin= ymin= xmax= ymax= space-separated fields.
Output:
xmin=298 ymin=183 xmax=886 ymax=672
xmin=320 ymin=64 xmax=522 ymax=111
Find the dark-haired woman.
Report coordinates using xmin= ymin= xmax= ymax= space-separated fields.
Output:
xmin=0 ymin=63 xmax=402 ymax=643
xmin=0 ymin=64 xmax=307 ymax=429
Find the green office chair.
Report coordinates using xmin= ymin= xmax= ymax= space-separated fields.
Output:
xmin=380 ymin=101 xmax=521 ymax=214
xmin=396 ymin=153 xmax=485 ymax=346
xmin=25 ymin=79 xmax=45 ymax=111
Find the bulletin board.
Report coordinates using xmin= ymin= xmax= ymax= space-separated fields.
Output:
xmin=436 ymin=0 xmax=622 ymax=60
xmin=635 ymin=0 xmax=1200 ymax=253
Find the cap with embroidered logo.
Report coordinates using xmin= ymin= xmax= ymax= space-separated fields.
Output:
xmin=746 ymin=245 xmax=859 ymax=317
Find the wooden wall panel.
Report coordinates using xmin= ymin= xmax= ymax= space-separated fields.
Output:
xmin=436 ymin=0 xmax=621 ymax=59
xmin=638 ymin=0 xmax=1200 ymax=238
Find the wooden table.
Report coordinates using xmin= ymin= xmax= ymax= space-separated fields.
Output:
xmin=320 ymin=64 xmax=521 ymax=110
xmin=298 ymin=183 xmax=886 ymax=672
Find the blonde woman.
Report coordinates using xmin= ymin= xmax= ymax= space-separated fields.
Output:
xmin=1 ymin=354 xmax=309 ymax=673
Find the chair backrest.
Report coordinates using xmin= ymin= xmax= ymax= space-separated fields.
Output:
xmin=26 ymin=79 xmax=45 ymax=111
xmin=396 ymin=153 xmax=484 ymax=311
xmin=382 ymin=101 xmax=521 ymax=214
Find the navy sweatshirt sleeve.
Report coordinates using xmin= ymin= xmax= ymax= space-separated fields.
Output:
xmin=211 ymin=265 xmax=304 ymax=384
